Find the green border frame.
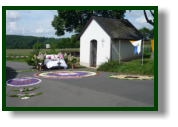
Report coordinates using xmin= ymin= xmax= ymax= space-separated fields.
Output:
xmin=2 ymin=6 xmax=158 ymax=111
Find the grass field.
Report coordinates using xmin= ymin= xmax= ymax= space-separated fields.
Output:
xmin=6 ymin=48 xmax=80 ymax=56
xmin=144 ymin=39 xmax=151 ymax=45
xmin=6 ymin=57 xmax=27 ymax=62
xmin=144 ymin=45 xmax=152 ymax=54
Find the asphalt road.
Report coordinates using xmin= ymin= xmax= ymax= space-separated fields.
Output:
xmin=5 ymin=61 xmax=154 ymax=107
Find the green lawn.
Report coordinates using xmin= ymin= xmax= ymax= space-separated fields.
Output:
xmin=97 ymin=55 xmax=154 ymax=75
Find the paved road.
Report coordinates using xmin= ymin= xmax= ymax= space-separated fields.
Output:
xmin=6 ymin=62 xmax=154 ymax=107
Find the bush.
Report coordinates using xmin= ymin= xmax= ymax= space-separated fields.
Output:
xmin=71 ymin=57 xmax=77 ymax=63
xmin=25 ymin=51 xmax=46 ymax=67
xmin=97 ymin=60 xmax=121 ymax=72
xmin=64 ymin=56 xmax=68 ymax=63
xmin=67 ymin=61 xmax=72 ymax=68
xmin=62 ymin=52 xmax=80 ymax=63
xmin=25 ymin=52 xmax=37 ymax=66
xmin=76 ymin=57 xmax=80 ymax=62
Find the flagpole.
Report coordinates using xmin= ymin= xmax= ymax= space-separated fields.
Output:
xmin=142 ymin=38 xmax=144 ymax=66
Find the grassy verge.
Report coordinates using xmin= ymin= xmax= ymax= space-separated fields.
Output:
xmin=6 ymin=57 xmax=27 ymax=62
xmin=97 ymin=54 xmax=154 ymax=75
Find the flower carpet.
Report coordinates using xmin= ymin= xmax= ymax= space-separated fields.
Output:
xmin=8 ymin=87 xmax=42 ymax=99
xmin=108 ymin=74 xmax=154 ymax=80
xmin=34 ymin=71 xmax=100 ymax=79
xmin=6 ymin=77 xmax=41 ymax=87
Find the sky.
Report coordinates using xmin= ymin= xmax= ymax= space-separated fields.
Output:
xmin=6 ymin=10 xmax=154 ymax=39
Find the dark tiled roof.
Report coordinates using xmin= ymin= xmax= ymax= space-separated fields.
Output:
xmin=78 ymin=16 xmax=145 ymax=40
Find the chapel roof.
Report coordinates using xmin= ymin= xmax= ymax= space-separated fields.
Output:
xmin=77 ymin=16 xmax=146 ymax=40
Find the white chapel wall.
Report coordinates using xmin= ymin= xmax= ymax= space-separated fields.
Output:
xmin=80 ymin=19 xmax=111 ymax=68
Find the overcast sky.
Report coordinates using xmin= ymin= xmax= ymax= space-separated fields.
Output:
xmin=6 ymin=10 xmax=154 ymax=39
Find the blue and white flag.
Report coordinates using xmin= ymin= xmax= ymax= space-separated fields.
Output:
xmin=130 ymin=40 xmax=142 ymax=55
xmin=134 ymin=46 xmax=138 ymax=55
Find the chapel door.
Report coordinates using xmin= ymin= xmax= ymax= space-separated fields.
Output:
xmin=91 ymin=40 xmax=97 ymax=67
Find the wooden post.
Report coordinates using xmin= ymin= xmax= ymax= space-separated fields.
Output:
xmin=72 ymin=63 xmax=75 ymax=69
xmin=36 ymin=64 xmax=39 ymax=71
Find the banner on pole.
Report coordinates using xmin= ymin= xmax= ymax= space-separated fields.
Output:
xmin=134 ymin=46 xmax=138 ymax=55
xmin=151 ymin=39 xmax=154 ymax=52
xmin=130 ymin=40 xmax=142 ymax=55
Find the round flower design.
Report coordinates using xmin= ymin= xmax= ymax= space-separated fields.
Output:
xmin=6 ymin=77 xmax=41 ymax=87
xmin=34 ymin=71 xmax=100 ymax=79
xmin=108 ymin=74 xmax=154 ymax=80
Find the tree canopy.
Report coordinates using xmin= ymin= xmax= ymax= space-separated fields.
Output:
xmin=56 ymin=34 xmax=80 ymax=49
xmin=138 ymin=27 xmax=153 ymax=39
xmin=6 ymin=35 xmax=61 ymax=49
xmin=6 ymin=35 xmax=80 ymax=49
xmin=51 ymin=10 xmax=126 ymax=36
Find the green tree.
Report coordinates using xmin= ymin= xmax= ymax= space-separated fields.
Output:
xmin=64 ymin=38 xmax=71 ymax=48
xmin=56 ymin=37 xmax=73 ymax=49
xmin=149 ymin=29 xmax=154 ymax=38
xmin=71 ymin=34 xmax=80 ymax=48
xmin=75 ymin=42 xmax=80 ymax=48
xmin=25 ymin=37 xmax=42 ymax=67
xmin=33 ymin=37 xmax=42 ymax=55
xmin=49 ymin=37 xmax=57 ymax=54
xmin=56 ymin=40 xmax=63 ymax=49
xmin=51 ymin=10 xmax=126 ymax=36
xmin=139 ymin=27 xmax=153 ymax=39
